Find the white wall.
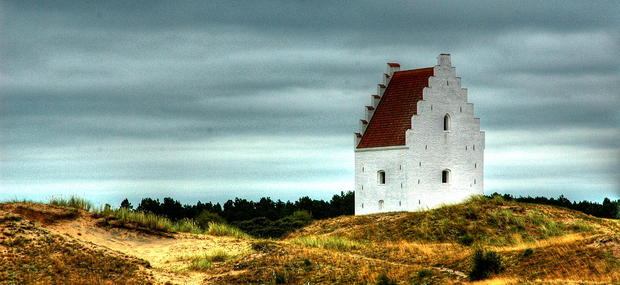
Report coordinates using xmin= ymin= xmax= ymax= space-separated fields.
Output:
xmin=355 ymin=54 xmax=485 ymax=215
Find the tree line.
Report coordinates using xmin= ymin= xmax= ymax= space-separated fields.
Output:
xmin=487 ymin=193 xmax=619 ymax=219
xmin=119 ymin=191 xmax=354 ymax=238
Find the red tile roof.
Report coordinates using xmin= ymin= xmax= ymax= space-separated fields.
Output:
xmin=356 ymin=67 xmax=434 ymax=149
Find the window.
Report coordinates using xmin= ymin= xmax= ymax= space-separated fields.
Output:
xmin=378 ymin=200 xmax=384 ymax=210
xmin=474 ymin=179 xmax=477 ymax=184
xmin=460 ymin=106 xmax=462 ymax=112
xmin=442 ymin=169 xmax=451 ymax=183
xmin=377 ymin=170 xmax=386 ymax=185
xmin=475 ymin=163 xmax=477 ymax=169
xmin=443 ymin=114 xmax=451 ymax=131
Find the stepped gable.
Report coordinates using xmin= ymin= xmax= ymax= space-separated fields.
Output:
xmin=356 ymin=67 xmax=434 ymax=148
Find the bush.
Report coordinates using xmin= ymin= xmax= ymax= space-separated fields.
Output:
xmin=522 ymin=248 xmax=533 ymax=258
xmin=457 ymin=234 xmax=474 ymax=246
xmin=417 ymin=269 xmax=433 ymax=278
xmin=234 ymin=210 xmax=313 ymax=238
xmin=195 ymin=210 xmax=226 ymax=229
xmin=469 ymin=249 xmax=503 ymax=281
xmin=376 ymin=273 xmax=397 ymax=285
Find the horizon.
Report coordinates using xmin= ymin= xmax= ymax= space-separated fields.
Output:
xmin=1 ymin=1 xmax=619 ymax=206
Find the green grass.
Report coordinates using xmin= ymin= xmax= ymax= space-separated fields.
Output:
xmin=49 ymin=196 xmax=93 ymax=211
xmin=98 ymin=209 xmax=251 ymax=237
xmin=292 ymin=235 xmax=364 ymax=251
xmin=184 ymin=248 xmax=247 ymax=271
xmin=207 ymin=222 xmax=251 ymax=239
xmin=103 ymin=207 xmax=176 ymax=232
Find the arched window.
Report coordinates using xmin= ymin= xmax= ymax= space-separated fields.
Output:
xmin=442 ymin=169 xmax=451 ymax=183
xmin=443 ymin=114 xmax=451 ymax=131
xmin=378 ymin=200 xmax=384 ymax=210
xmin=377 ymin=170 xmax=386 ymax=185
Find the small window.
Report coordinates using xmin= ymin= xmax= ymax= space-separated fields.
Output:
xmin=377 ymin=170 xmax=386 ymax=185
xmin=378 ymin=200 xmax=384 ymax=210
xmin=425 ymin=145 xmax=428 ymax=150
xmin=362 ymin=167 xmax=364 ymax=172
xmin=473 ymin=145 xmax=476 ymax=150
xmin=417 ymin=179 xmax=420 ymax=184
xmin=399 ymin=201 xmax=402 ymax=206
xmin=362 ymin=203 xmax=364 ymax=208
xmin=430 ymin=105 xmax=433 ymax=111
xmin=419 ymin=162 xmax=421 ymax=167
xmin=443 ymin=114 xmax=451 ymax=131
xmin=465 ymin=145 xmax=468 ymax=150
xmin=442 ymin=169 xmax=451 ymax=184
xmin=475 ymin=163 xmax=477 ymax=169
xmin=459 ymin=106 xmax=462 ymax=112
xmin=474 ymin=179 xmax=477 ymax=184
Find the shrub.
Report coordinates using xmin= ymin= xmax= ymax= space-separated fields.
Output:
xmin=207 ymin=222 xmax=251 ymax=239
xmin=457 ymin=234 xmax=474 ymax=246
xmin=376 ymin=273 xmax=397 ymax=285
xmin=234 ymin=210 xmax=313 ymax=238
xmin=469 ymin=249 xmax=503 ymax=281
xmin=274 ymin=271 xmax=288 ymax=284
xmin=292 ymin=235 xmax=364 ymax=251
xmin=195 ymin=210 xmax=226 ymax=229
xmin=417 ymin=269 xmax=433 ymax=278
xmin=49 ymin=196 xmax=93 ymax=211
xmin=522 ymin=248 xmax=533 ymax=257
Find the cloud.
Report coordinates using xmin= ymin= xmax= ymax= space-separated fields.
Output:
xmin=1 ymin=0 xmax=618 ymax=204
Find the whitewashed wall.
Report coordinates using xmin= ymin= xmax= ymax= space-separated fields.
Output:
xmin=355 ymin=54 xmax=485 ymax=215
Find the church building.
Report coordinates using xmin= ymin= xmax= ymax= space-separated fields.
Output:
xmin=354 ymin=54 xmax=484 ymax=215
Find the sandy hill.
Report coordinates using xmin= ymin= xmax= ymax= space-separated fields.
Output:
xmin=1 ymin=196 xmax=619 ymax=284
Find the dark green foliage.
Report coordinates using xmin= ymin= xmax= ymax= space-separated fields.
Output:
xmin=274 ymin=271 xmax=287 ymax=284
xmin=522 ymin=248 xmax=533 ymax=257
xmin=194 ymin=210 xmax=225 ymax=229
xmin=119 ymin=198 xmax=133 ymax=210
xmin=469 ymin=249 xmax=503 ymax=281
xmin=376 ymin=273 xmax=397 ymax=285
xmin=457 ymin=234 xmax=474 ymax=246
xmin=234 ymin=210 xmax=313 ymax=238
xmin=488 ymin=193 xmax=619 ymax=219
xmin=417 ymin=269 xmax=433 ymax=278
xmin=128 ymin=191 xmax=353 ymax=238
xmin=134 ymin=191 xmax=353 ymax=222
xmin=302 ymin=259 xmax=313 ymax=271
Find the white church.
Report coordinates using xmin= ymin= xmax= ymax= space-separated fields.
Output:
xmin=354 ymin=54 xmax=484 ymax=215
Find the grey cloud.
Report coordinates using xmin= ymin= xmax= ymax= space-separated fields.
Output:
xmin=1 ymin=0 xmax=618 ymax=203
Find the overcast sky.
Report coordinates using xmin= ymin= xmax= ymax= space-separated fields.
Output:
xmin=1 ymin=0 xmax=618 ymax=206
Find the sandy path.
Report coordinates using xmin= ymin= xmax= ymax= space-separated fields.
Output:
xmin=43 ymin=214 xmax=250 ymax=285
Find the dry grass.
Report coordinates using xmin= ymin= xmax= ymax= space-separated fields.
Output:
xmin=291 ymin=235 xmax=365 ymax=251
xmin=2 ymin=198 xmax=619 ymax=284
xmin=0 ymin=209 xmax=152 ymax=284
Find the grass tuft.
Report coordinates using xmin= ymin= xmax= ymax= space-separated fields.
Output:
xmin=49 ymin=196 xmax=93 ymax=211
xmin=292 ymin=235 xmax=364 ymax=251
xmin=207 ymin=222 xmax=251 ymax=239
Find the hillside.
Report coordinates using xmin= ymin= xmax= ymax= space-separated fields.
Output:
xmin=1 ymin=196 xmax=619 ymax=284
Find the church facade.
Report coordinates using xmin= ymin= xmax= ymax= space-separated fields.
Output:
xmin=354 ymin=54 xmax=484 ymax=215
